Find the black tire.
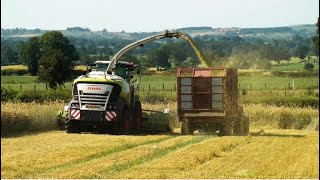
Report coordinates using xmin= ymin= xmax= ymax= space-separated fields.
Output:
xmin=186 ymin=122 xmax=193 ymax=135
xmin=180 ymin=120 xmax=193 ymax=135
xmin=57 ymin=117 xmax=65 ymax=130
xmin=123 ymin=108 xmax=130 ymax=134
xmin=242 ymin=114 xmax=249 ymax=135
xmin=114 ymin=107 xmax=130 ymax=135
xmin=65 ymin=118 xmax=80 ymax=133
xmin=233 ymin=117 xmax=243 ymax=135
xmin=233 ymin=107 xmax=249 ymax=136
xmin=219 ymin=120 xmax=232 ymax=136
xmin=133 ymin=101 xmax=142 ymax=132
xmin=202 ymin=123 xmax=216 ymax=135
xmin=180 ymin=121 xmax=187 ymax=135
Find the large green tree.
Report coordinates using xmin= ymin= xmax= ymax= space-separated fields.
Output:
xmin=1 ymin=44 xmax=18 ymax=65
xmin=37 ymin=31 xmax=79 ymax=88
xmin=20 ymin=31 xmax=79 ymax=88
xmin=19 ymin=36 xmax=41 ymax=75
xmin=293 ymin=44 xmax=310 ymax=60
xmin=148 ymin=47 xmax=170 ymax=68
xmin=271 ymin=46 xmax=291 ymax=64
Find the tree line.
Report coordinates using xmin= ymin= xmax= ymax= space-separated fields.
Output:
xmin=2 ymin=28 xmax=318 ymax=69
xmin=1 ymin=18 xmax=319 ymax=87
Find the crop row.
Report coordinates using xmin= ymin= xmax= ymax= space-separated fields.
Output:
xmin=1 ymin=102 xmax=318 ymax=137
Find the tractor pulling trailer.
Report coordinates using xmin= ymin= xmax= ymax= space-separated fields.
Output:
xmin=57 ymin=30 xmax=248 ymax=135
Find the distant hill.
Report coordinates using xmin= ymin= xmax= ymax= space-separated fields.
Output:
xmin=1 ymin=24 xmax=317 ymax=40
xmin=175 ymin=27 xmax=213 ymax=33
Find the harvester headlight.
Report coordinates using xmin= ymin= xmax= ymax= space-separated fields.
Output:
xmin=71 ymin=103 xmax=79 ymax=108
xmin=73 ymin=96 xmax=79 ymax=101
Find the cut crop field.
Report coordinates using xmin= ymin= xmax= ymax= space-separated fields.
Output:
xmin=1 ymin=129 xmax=318 ymax=179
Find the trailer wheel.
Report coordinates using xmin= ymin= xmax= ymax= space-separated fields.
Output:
xmin=65 ymin=118 xmax=80 ymax=133
xmin=219 ymin=119 xmax=232 ymax=136
xmin=180 ymin=121 xmax=187 ymax=135
xmin=186 ymin=122 xmax=194 ymax=135
xmin=233 ymin=105 xmax=249 ymax=136
xmin=233 ymin=117 xmax=243 ymax=135
xmin=180 ymin=120 xmax=193 ymax=135
xmin=242 ymin=113 xmax=249 ymax=135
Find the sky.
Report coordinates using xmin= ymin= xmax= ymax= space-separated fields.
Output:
xmin=1 ymin=0 xmax=319 ymax=32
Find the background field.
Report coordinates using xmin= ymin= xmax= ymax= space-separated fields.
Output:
xmin=1 ymin=74 xmax=319 ymax=91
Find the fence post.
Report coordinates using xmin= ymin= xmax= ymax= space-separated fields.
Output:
xmin=264 ymin=83 xmax=267 ymax=90
xmin=162 ymin=84 xmax=164 ymax=91
xmin=284 ymin=90 xmax=286 ymax=96
xmin=149 ymin=84 xmax=151 ymax=91
xmin=34 ymin=85 xmax=36 ymax=91
xmin=292 ymin=79 xmax=295 ymax=90
xmin=46 ymin=85 xmax=48 ymax=91
xmin=238 ymin=84 xmax=241 ymax=90
xmin=171 ymin=87 xmax=172 ymax=97
xmin=142 ymin=87 xmax=144 ymax=93
xmin=20 ymin=85 xmax=22 ymax=90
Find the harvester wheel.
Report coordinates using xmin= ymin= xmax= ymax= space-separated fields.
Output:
xmin=65 ymin=118 xmax=80 ymax=133
xmin=57 ymin=116 xmax=65 ymax=130
xmin=120 ymin=108 xmax=130 ymax=134
xmin=134 ymin=101 xmax=142 ymax=131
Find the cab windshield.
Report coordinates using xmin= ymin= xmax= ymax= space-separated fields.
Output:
xmin=96 ymin=63 xmax=109 ymax=72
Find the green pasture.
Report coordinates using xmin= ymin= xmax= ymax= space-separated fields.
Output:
xmin=238 ymin=76 xmax=319 ymax=90
xmin=1 ymin=76 xmax=38 ymax=84
xmin=1 ymin=74 xmax=319 ymax=91
xmin=271 ymin=63 xmax=319 ymax=72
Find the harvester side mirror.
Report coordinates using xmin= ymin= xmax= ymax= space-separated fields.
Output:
xmin=82 ymin=71 xmax=87 ymax=75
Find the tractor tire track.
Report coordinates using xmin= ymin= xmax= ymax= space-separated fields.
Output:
xmin=20 ymin=136 xmax=173 ymax=178
xmin=86 ymin=136 xmax=208 ymax=179
xmin=113 ymin=136 xmax=252 ymax=179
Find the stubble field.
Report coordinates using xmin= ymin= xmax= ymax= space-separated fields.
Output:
xmin=1 ymin=129 xmax=318 ymax=179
